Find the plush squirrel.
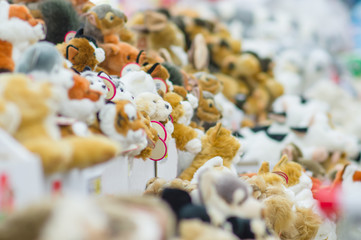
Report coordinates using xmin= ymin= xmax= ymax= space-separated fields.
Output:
xmin=83 ymin=4 xmax=127 ymax=44
xmin=0 ymin=1 xmax=45 ymax=72
xmin=0 ymin=74 xmax=120 ymax=174
xmin=179 ymin=123 xmax=242 ymax=181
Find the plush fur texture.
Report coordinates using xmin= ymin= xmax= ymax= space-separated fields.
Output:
xmin=0 ymin=74 xmax=119 ymax=174
xmin=194 ymin=72 xmax=222 ymax=95
xmin=179 ymin=123 xmax=241 ymax=181
xmin=193 ymin=90 xmax=221 ymax=130
xmin=0 ymin=1 xmax=45 ymax=72
xmin=135 ymin=92 xmax=172 ymax=122
xmin=273 ymin=155 xmax=304 ymax=187
xmin=92 ymin=100 xmax=148 ymax=156
xmin=141 ymin=63 xmax=170 ymax=81
xmin=83 ymin=4 xmax=127 ymax=43
xmin=144 ymin=177 xmax=196 ymax=196
xmin=39 ymin=0 xmax=80 ymax=44
xmin=57 ymin=37 xmax=105 ymax=72
xmin=179 ymin=219 xmax=238 ymax=240
xmin=164 ymin=92 xmax=201 ymax=154
xmin=99 ymin=41 xmax=146 ymax=76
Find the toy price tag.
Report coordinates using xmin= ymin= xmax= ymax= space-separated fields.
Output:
xmin=0 ymin=173 xmax=14 ymax=220
xmin=154 ymin=77 xmax=168 ymax=93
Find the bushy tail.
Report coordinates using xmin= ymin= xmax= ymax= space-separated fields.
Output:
xmin=39 ymin=0 xmax=81 ymax=44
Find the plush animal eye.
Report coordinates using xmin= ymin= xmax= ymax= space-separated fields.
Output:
xmin=105 ymin=12 xmax=115 ymax=22
xmin=120 ymin=88 xmax=124 ymax=92
xmin=209 ymin=103 xmax=213 ymax=108
xmin=153 ymin=100 xmax=156 ymax=103
xmin=127 ymin=55 xmax=131 ymax=60
xmin=90 ymin=82 xmax=94 ymax=85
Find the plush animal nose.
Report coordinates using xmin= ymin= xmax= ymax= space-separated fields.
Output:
xmin=165 ymin=104 xmax=169 ymax=109
xmin=102 ymin=85 xmax=106 ymax=89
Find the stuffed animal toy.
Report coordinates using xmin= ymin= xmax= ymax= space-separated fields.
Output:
xmin=179 ymin=219 xmax=239 ymax=240
xmin=144 ymin=177 xmax=197 ymax=196
xmin=109 ymin=76 xmax=135 ymax=102
xmin=163 ymin=92 xmax=202 ymax=155
xmin=193 ymin=72 xmax=222 ymax=96
xmin=0 ymin=74 xmax=120 ymax=174
xmin=179 ymin=123 xmax=242 ymax=181
xmin=245 ymin=161 xmax=322 ymax=240
xmin=0 ymin=0 xmax=45 ymax=72
xmin=131 ymin=10 xmax=187 ymax=66
xmin=83 ymin=4 xmax=127 ymax=44
xmin=90 ymin=100 xmax=148 ymax=156
xmin=56 ymin=35 xmax=105 ymax=72
xmin=81 ymin=70 xmax=108 ymax=96
xmin=183 ymin=33 xmax=210 ymax=73
xmin=242 ymin=79 xmax=284 ymax=125
xmin=96 ymin=196 xmax=176 ymax=240
xmin=120 ymin=69 xmax=157 ymax=97
xmin=192 ymin=90 xmax=222 ymax=131
xmin=0 ymin=196 xmax=109 ymax=240
xmin=135 ymin=92 xmax=172 ymax=128
xmin=99 ymin=41 xmax=146 ymax=76
xmin=197 ymin=168 xmax=264 ymax=225
xmin=36 ymin=0 xmax=80 ymax=44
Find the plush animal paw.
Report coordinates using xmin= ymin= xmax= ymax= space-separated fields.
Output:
xmin=185 ymin=138 xmax=202 ymax=154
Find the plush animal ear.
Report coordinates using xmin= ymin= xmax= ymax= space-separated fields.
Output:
xmin=66 ymin=45 xmax=79 ymax=61
xmin=0 ymin=1 xmax=10 ymax=23
xmin=258 ymin=162 xmax=270 ymax=174
xmin=274 ymin=155 xmax=288 ymax=169
xmin=214 ymin=122 xmax=222 ymax=139
xmin=147 ymin=63 xmax=160 ymax=75
xmin=85 ymin=12 xmax=99 ymax=27
xmin=101 ymin=43 xmax=119 ymax=56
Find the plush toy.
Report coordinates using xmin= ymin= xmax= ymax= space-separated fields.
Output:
xmin=131 ymin=10 xmax=187 ymax=66
xmin=0 ymin=0 xmax=45 ymax=72
xmin=179 ymin=123 xmax=242 ymax=181
xmin=83 ymin=4 xmax=127 ymax=44
xmin=90 ymin=100 xmax=148 ymax=156
xmin=242 ymin=79 xmax=284 ymax=125
xmin=193 ymin=72 xmax=222 ymax=96
xmin=179 ymin=219 xmax=239 ymax=240
xmin=144 ymin=177 xmax=197 ymax=196
xmin=164 ymin=92 xmax=202 ymax=155
xmin=0 ymin=74 xmax=120 ymax=174
xmin=245 ymin=161 xmax=322 ymax=239
xmin=56 ymin=34 xmax=105 ymax=72
xmin=37 ymin=0 xmax=80 ymax=44
xmin=135 ymin=92 xmax=173 ymax=131
xmin=109 ymin=76 xmax=135 ymax=102
xmin=197 ymin=168 xmax=264 ymax=225
xmin=99 ymin=42 xmax=146 ymax=76
xmin=192 ymin=90 xmax=222 ymax=130
xmin=120 ymin=69 xmax=157 ymax=97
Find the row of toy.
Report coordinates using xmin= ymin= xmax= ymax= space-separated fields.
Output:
xmin=0 ymin=1 xmax=223 ymax=178
xmin=144 ymin=154 xmax=354 ymax=240
xmin=237 ymin=93 xmax=359 ymax=180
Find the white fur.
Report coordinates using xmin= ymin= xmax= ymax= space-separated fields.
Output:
xmin=124 ymin=103 xmax=137 ymax=121
xmin=135 ymin=92 xmax=172 ymax=122
xmin=81 ymin=71 xmax=108 ymax=95
xmin=185 ymin=138 xmax=202 ymax=154
xmin=99 ymin=103 xmax=147 ymax=155
xmin=120 ymin=71 xmax=157 ymax=97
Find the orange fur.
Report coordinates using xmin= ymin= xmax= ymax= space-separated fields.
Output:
xmin=68 ymin=74 xmax=101 ymax=101
xmin=273 ymin=156 xmax=303 ymax=187
xmin=179 ymin=123 xmax=241 ymax=181
xmin=57 ymin=38 xmax=99 ymax=72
